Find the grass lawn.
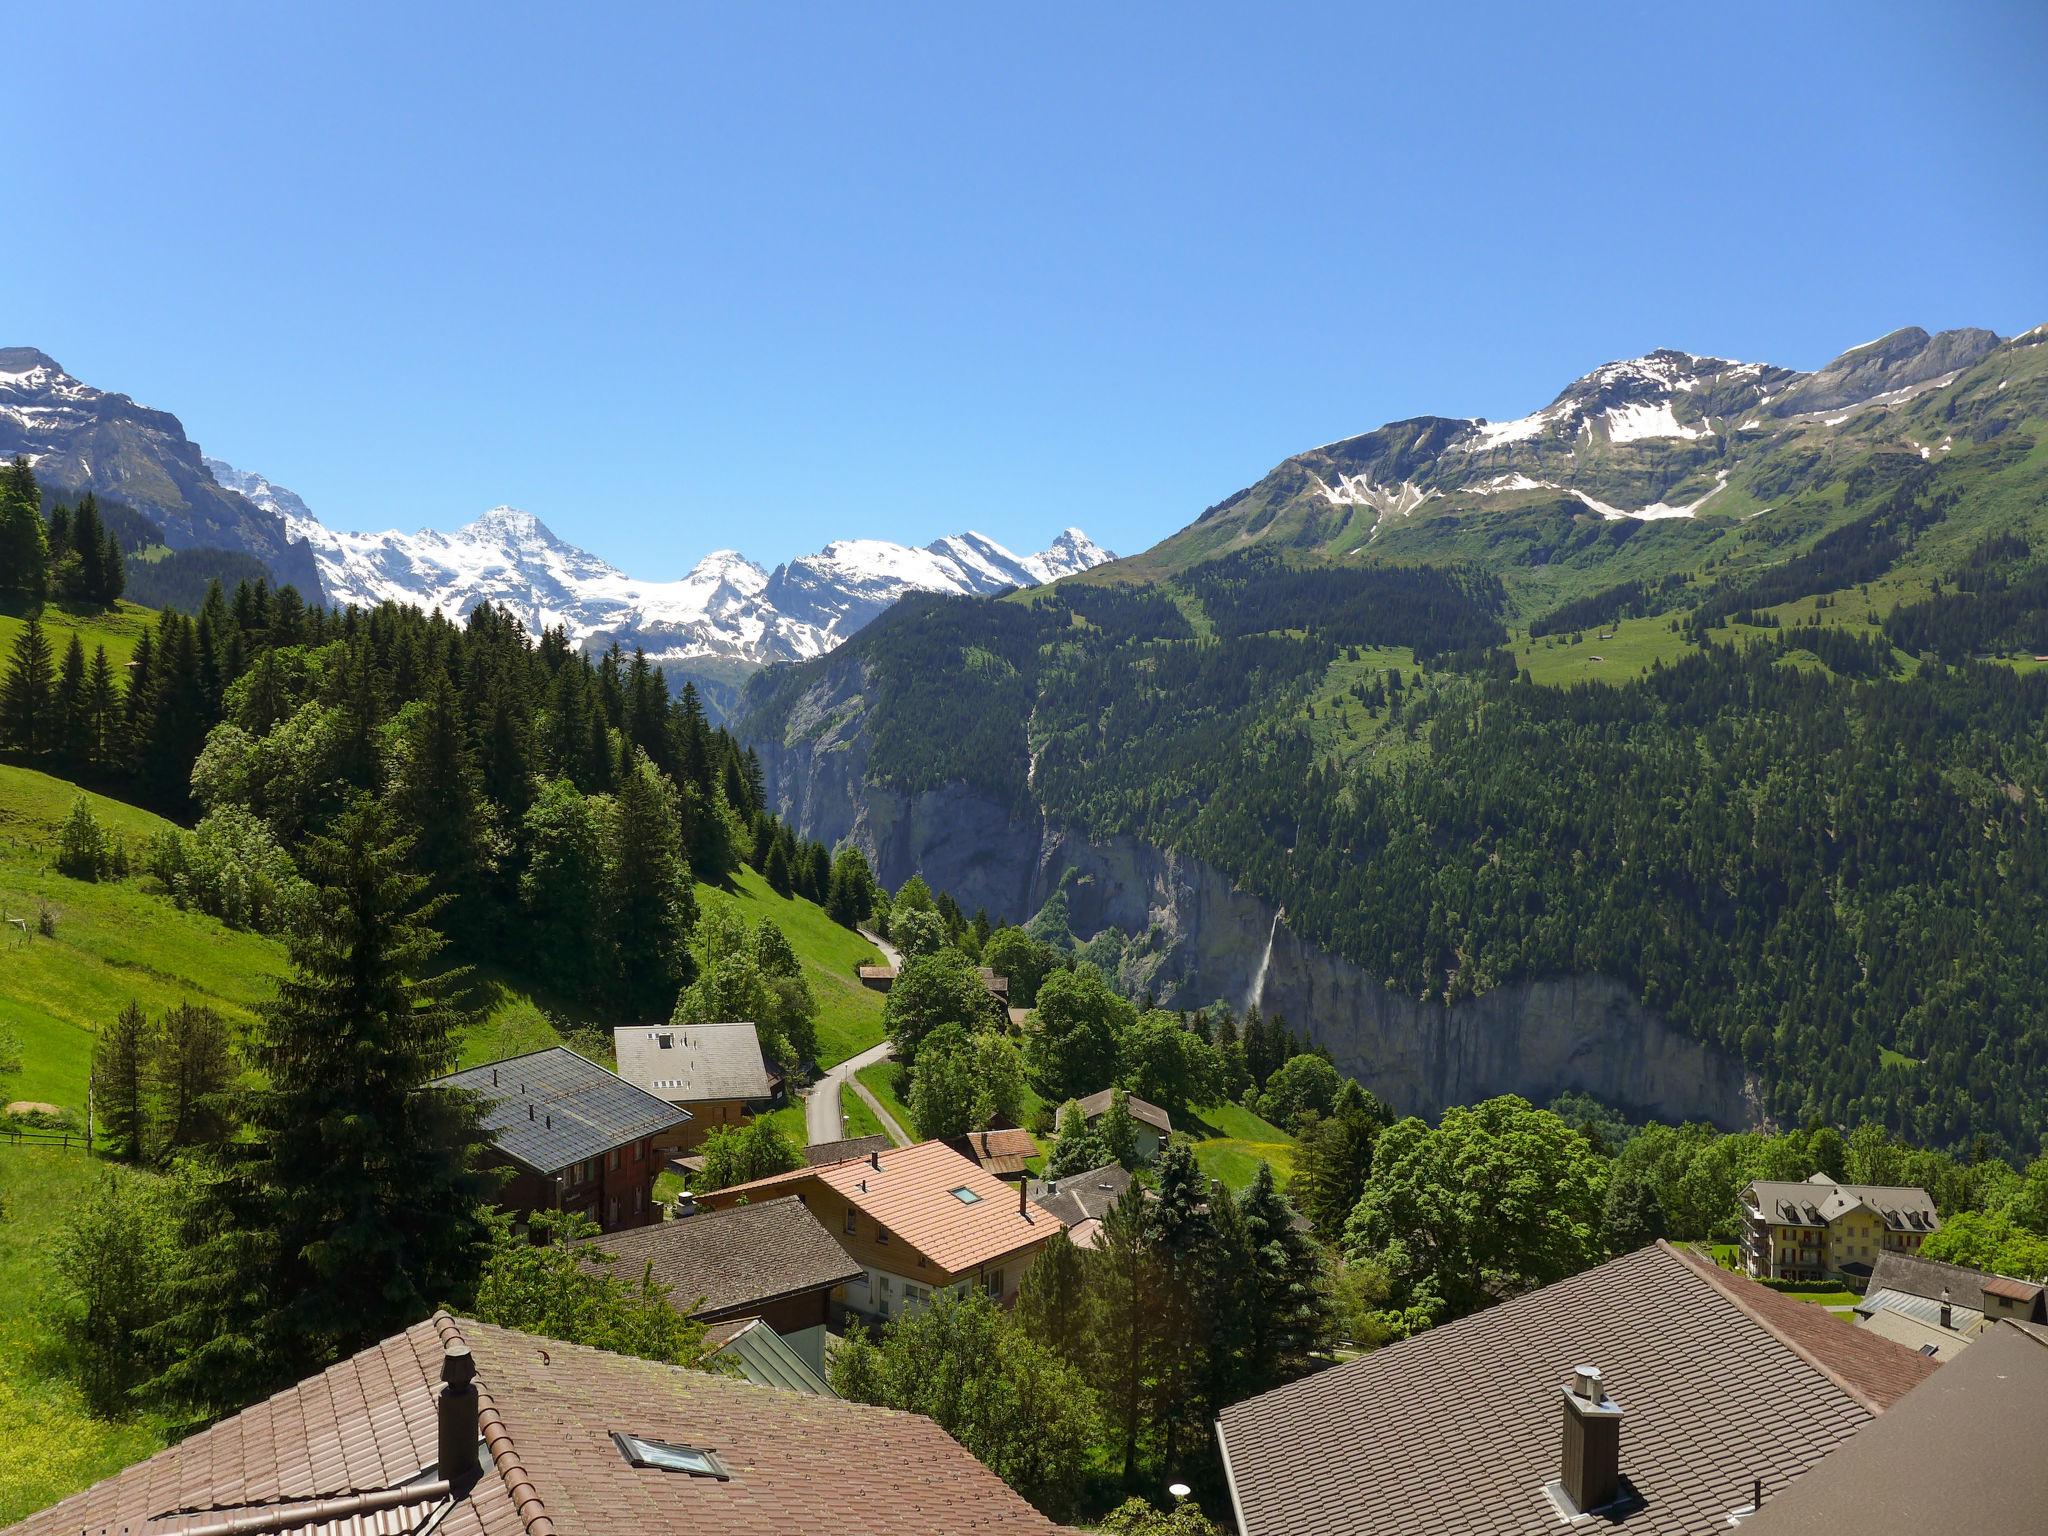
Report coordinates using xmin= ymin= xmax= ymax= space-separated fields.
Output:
xmin=694 ymin=867 xmax=886 ymax=1069
xmin=0 ymin=1148 xmax=173 ymax=1525
xmin=1186 ymin=1101 xmax=1296 ymax=1191
xmin=840 ymin=1084 xmax=886 ymax=1141
xmin=856 ymin=1060 xmax=915 ymax=1137
xmin=0 ymin=765 xmax=288 ymax=1117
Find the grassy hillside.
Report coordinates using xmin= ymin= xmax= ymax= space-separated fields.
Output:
xmin=0 ymin=1149 xmax=171 ymax=1525
xmin=0 ymin=765 xmax=286 ymax=1115
xmin=1189 ymin=1101 xmax=1296 ymax=1190
xmin=0 ymin=600 xmax=157 ymax=673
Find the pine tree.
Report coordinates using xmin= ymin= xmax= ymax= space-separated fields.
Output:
xmin=1016 ymin=1228 xmax=1092 ymax=1370
xmin=148 ymin=795 xmax=492 ymax=1409
xmin=54 ymin=631 xmax=88 ymax=765
xmin=93 ymin=1001 xmax=151 ymax=1162
xmin=83 ymin=644 xmax=119 ymax=766
xmin=1090 ymin=1182 xmax=1158 ymax=1486
xmin=386 ymin=670 xmax=491 ymax=951
xmin=0 ymin=455 xmax=49 ymax=603
xmin=1144 ymin=1142 xmax=1214 ymax=1478
xmin=1238 ymin=1160 xmax=1331 ymax=1387
xmin=1101 ymin=1085 xmax=1141 ymax=1169
xmin=764 ymin=837 xmax=794 ymax=896
xmin=0 ymin=614 xmax=55 ymax=752
xmin=602 ymin=751 xmax=697 ymax=1017
xmin=153 ymin=1001 xmax=238 ymax=1160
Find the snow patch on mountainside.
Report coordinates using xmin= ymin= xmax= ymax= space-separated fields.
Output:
xmin=207 ymin=460 xmax=1113 ymax=674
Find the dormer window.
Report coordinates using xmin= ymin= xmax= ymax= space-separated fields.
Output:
xmin=612 ymin=1432 xmax=731 ymax=1480
xmin=657 ymin=1032 xmax=674 ymax=1049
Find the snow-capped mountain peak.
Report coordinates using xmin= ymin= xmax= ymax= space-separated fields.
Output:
xmin=204 ymin=457 xmax=1115 ymax=686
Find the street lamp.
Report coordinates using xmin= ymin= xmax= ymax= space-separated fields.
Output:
xmin=1168 ymin=1483 xmax=1191 ymax=1502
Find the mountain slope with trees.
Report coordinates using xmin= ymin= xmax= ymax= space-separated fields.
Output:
xmin=739 ymin=323 xmax=2048 ymax=1156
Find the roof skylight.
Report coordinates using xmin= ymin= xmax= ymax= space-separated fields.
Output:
xmin=949 ymin=1186 xmax=982 ymax=1204
xmin=612 ymin=1433 xmax=731 ymax=1480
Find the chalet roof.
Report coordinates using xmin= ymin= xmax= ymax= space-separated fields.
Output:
xmin=575 ymin=1196 xmax=862 ymax=1321
xmin=1075 ymin=1088 xmax=1172 ymax=1135
xmin=1743 ymin=1321 xmax=2048 ymax=1536
xmin=947 ymin=1128 xmax=1038 ymax=1177
xmin=613 ymin=1023 xmax=774 ymax=1104
xmin=804 ymin=1133 xmax=892 ymax=1167
xmin=1742 ymin=1177 xmax=1940 ymax=1233
xmin=435 ymin=1048 xmax=690 ymax=1175
xmin=8 ymin=1313 xmax=1066 ymax=1536
xmin=1855 ymin=1307 xmax=1971 ymax=1362
xmin=704 ymin=1140 xmax=1057 ymax=1275
xmin=1027 ymin=1163 xmax=1134 ymax=1229
xmin=1862 ymin=1249 xmax=2019 ymax=1317
xmin=1214 ymin=1241 xmax=1938 ymax=1536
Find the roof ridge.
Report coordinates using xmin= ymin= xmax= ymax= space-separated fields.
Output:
xmin=433 ymin=1311 xmax=558 ymax=1536
xmin=1660 ymin=1241 xmax=1891 ymax=1415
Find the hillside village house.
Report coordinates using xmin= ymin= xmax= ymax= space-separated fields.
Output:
xmin=1739 ymin=1173 xmax=1940 ymax=1281
xmin=434 ymin=1046 xmax=688 ymax=1233
xmin=1077 ymin=1087 xmax=1172 ymax=1162
xmin=7 ymin=1314 xmax=1069 ymax=1536
xmin=575 ymin=1195 xmax=861 ymax=1378
xmin=1027 ymin=1161 xmax=1135 ymax=1250
xmin=1215 ymin=1240 xmax=1941 ymax=1536
xmin=697 ymin=1139 xmax=1056 ymax=1324
xmin=1853 ymin=1249 xmax=2047 ymax=1359
xmin=612 ymin=1022 xmax=776 ymax=1152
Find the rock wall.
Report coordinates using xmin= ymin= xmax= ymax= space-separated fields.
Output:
xmin=746 ymin=671 xmax=1755 ymax=1128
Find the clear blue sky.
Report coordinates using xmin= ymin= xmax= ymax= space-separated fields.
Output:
xmin=8 ymin=2 xmax=2045 ymax=571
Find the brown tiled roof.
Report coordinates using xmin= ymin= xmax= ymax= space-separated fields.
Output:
xmin=576 ymin=1197 xmax=863 ymax=1321
xmin=948 ymin=1129 xmax=1038 ymax=1176
xmin=1075 ymin=1088 xmax=1172 ymax=1135
xmin=1742 ymin=1321 xmax=2048 ymax=1536
xmin=804 ymin=1134 xmax=892 ymax=1168
xmin=1669 ymin=1244 xmax=1937 ymax=1411
xmin=7 ymin=1314 xmax=1066 ymax=1536
xmin=1980 ymin=1274 xmax=2045 ymax=1303
xmin=1215 ymin=1241 xmax=1938 ymax=1536
xmin=701 ymin=1140 xmax=1056 ymax=1275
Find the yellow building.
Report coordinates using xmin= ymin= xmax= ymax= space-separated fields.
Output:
xmin=1740 ymin=1173 xmax=1939 ymax=1282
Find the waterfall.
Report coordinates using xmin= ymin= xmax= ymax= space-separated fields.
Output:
xmin=1245 ymin=908 xmax=1284 ymax=1012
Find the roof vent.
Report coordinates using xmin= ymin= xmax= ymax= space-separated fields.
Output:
xmin=528 ymin=1103 xmax=535 ymax=1121
xmin=1941 ymin=1287 xmax=1953 ymax=1330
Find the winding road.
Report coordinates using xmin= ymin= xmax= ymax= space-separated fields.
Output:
xmin=803 ymin=927 xmax=910 ymax=1148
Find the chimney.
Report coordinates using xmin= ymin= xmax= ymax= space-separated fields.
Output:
xmin=1941 ymin=1287 xmax=1953 ymax=1330
xmin=1019 ymin=1177 xmax=1028 ymax=1217
xmin=870 ymin=1149 xmax=882 ymax=1170
xmin=527 ymin=1103 xmax=535 ymax=1121
xmin=438 ymin=1341 xmax=479 ymax=1492
xmin=1558 ymin=1365 xmax=1622 ymax=1515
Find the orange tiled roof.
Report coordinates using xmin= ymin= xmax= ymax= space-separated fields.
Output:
xmin=706 ymin=1140 xmax=1057 ymax=1274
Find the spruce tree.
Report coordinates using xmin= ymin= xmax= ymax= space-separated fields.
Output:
xmin=1144 ymin=1142 xmax=1214 ymax=1479
xmin=54 ymin=631 xmax=88 ymax=765
xmin=1016 ymin=1227 xmax=1093 ymax=1370
xmin=1238 ymin=1160 xmax=1331 ymax=1387
xmin=386 ymin=670 xmax=491 ymax=952
xmin=602 ymin=751 xmax=697 ymax=1017
xmin=0 ymin=614 xmax=55 ymax=753
xmin=83 ymin=644 xmax=118 ymax=766
xmin=1091 ymin=1182 xmax=1158 ymax=1486
xmin=153 ymin=1002 xmax=237 ymax=1160
xmin=764 ymin=836 xmax=794 ymax=896
xmin=93 ymin=1001 xmax=152 ymax=1162
xmin=0 ymin=455 xmax=49 ymax=603
xmin=148 ymin=795 xmax=491 ymax=1410
xmin=1102 ymin=1086 xmax=1141 ymax=1169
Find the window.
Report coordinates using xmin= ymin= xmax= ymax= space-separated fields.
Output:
xmin=877 ymin=1224 xmax=890 ymax=1244
xmin=844 ymin=1208 xmax=856 ymax=1235
xmin=611 ymin=1433 xmax=730 ymax=1481
xmin=635 ymin=1141 xmax=645 ymax=1162
xmin=983 ymin=1270 xmax=1003 ymax=1299
xmin=607 ymin=1196 xmax=618 ymax=1225
xmin=609 ymin=1149 xmax=620 ymax=1172
xmin=949 ymin=1186 xmax=982 ymax=1204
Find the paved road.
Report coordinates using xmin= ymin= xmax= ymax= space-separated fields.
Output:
xmin=802 ymin=926 xmax=910 ymax=1147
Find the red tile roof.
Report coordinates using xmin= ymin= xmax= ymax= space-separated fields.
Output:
xmin=1215 ymin=1242 xmax=1939 ymax=1536
xmin=7 ymin=1314 xmax=1066 ymax=1536
xmin=703 ymin=1140 xmax=1057 ymax=1274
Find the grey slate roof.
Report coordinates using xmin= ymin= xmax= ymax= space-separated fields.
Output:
xmin=1861 ymin=1248 xmax=2023 ymax=1316
xmin=1076 ymin=1088 xmax=1172 ymax=1135
xmin=1028 ymin=1163 xmax=1134 ymax=1229
xmin=1215 ymin=1241 xmax=1936 ymax=1536
xmin=1742 ymin=1175 xmax=1940 ymax=1233
xmin=1743 ymin=1321 xmax=2048 ymax=1536
xmin=435 ymin=1047 xmax=690 ymax=1175
xmin=613 ymin=1022 xmax=775 ymax=1103
xmin=576 ymin=1195 xmax=863 ymax=1319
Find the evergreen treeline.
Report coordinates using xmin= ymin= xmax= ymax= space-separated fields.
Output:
xmin=1528 ymin=574 xmax=1683 ymax=637
xmin=1181 ymin=549 xmax=1508 ymax=653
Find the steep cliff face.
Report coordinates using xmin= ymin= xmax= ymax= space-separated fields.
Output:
xmin=747 ymin=665 xmax=1754 ymax=1127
